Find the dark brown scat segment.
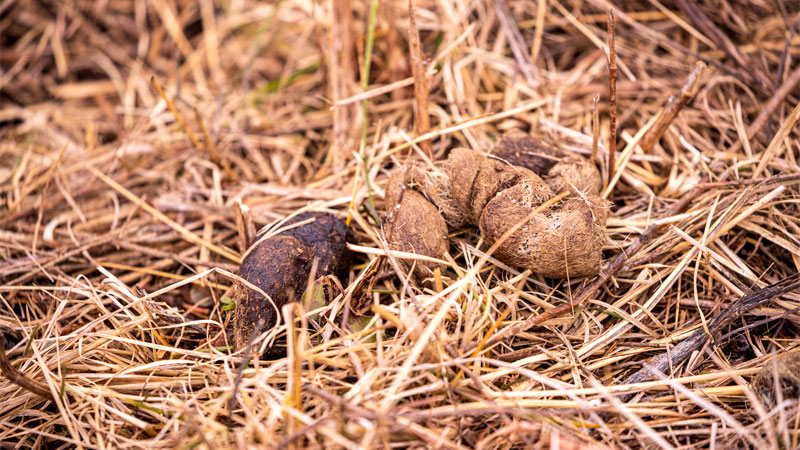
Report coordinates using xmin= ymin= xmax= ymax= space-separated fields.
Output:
xmin=491 ymin=129 xmax=564 ymax=175
xmin=233 ymin=235 xmax=312 ymax=350
xmin=257 ymin=211 xmax=353 ymax=282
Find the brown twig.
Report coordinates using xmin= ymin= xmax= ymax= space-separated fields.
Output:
xmin=234 ymin=200 xmax=255 ymax=254
xmin=621 ymin=272 xmax=800 ymax=390
xmin=591 ymin=94 xmax=599 ymax=165
xmin=639 ymin=62 xmax=707 ymax=153
xmin=408 ymin=0 xmax=432 ymax=159
xmin=606 ymin=10 xmax=617 ymax=187
xmin=732 ymin=63 xmax=800 ymax=152
xmin=695 ymin=173 xmax=800 ymax=191
xmin=0 ymin=335 xmax=54 ymax=401
xmin=327 ymin=0 xmax=356 ymax=170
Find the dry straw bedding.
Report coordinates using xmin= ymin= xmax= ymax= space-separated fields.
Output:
xmin=2 ymin=0 xmax=800 ymax=449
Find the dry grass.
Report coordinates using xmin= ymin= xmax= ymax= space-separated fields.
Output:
xmin=2 ymin=0 xmax=800 ymax=448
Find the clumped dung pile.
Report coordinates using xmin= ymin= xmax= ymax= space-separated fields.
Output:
xmin=1 ymin=0 xmax=800 ymax=449
xmin=387 ymin=138 xmax=608 ymax=279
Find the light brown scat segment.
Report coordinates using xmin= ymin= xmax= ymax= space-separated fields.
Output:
xmin=480 ymin=193 xmax=605 ymax=278
xmin=391 ymin=161 xmax=468 ymax=228
xmin=387 ymin=188 xmax=448 ymax=279
xmin=415 ymin=161 xmax=468 ymax=228
xmin=390 ymin=139 xmax=606 ymax=280
xmin=385 ymin=168 xmax=407 ymax=210
xmin=448 ymin=148 xmax=541 ymax=225
xmin=468 ymin=159 xmax=533 ymax=223
xmin=547 ymin=158 xmax=603 ymax=195
xmin=447 ymin=148 xmax=483 ymax=221
xmin=583 ymin=195 xmax=610 ymax=226
xmin=478 ymin=175 xmax=554 ymax=252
